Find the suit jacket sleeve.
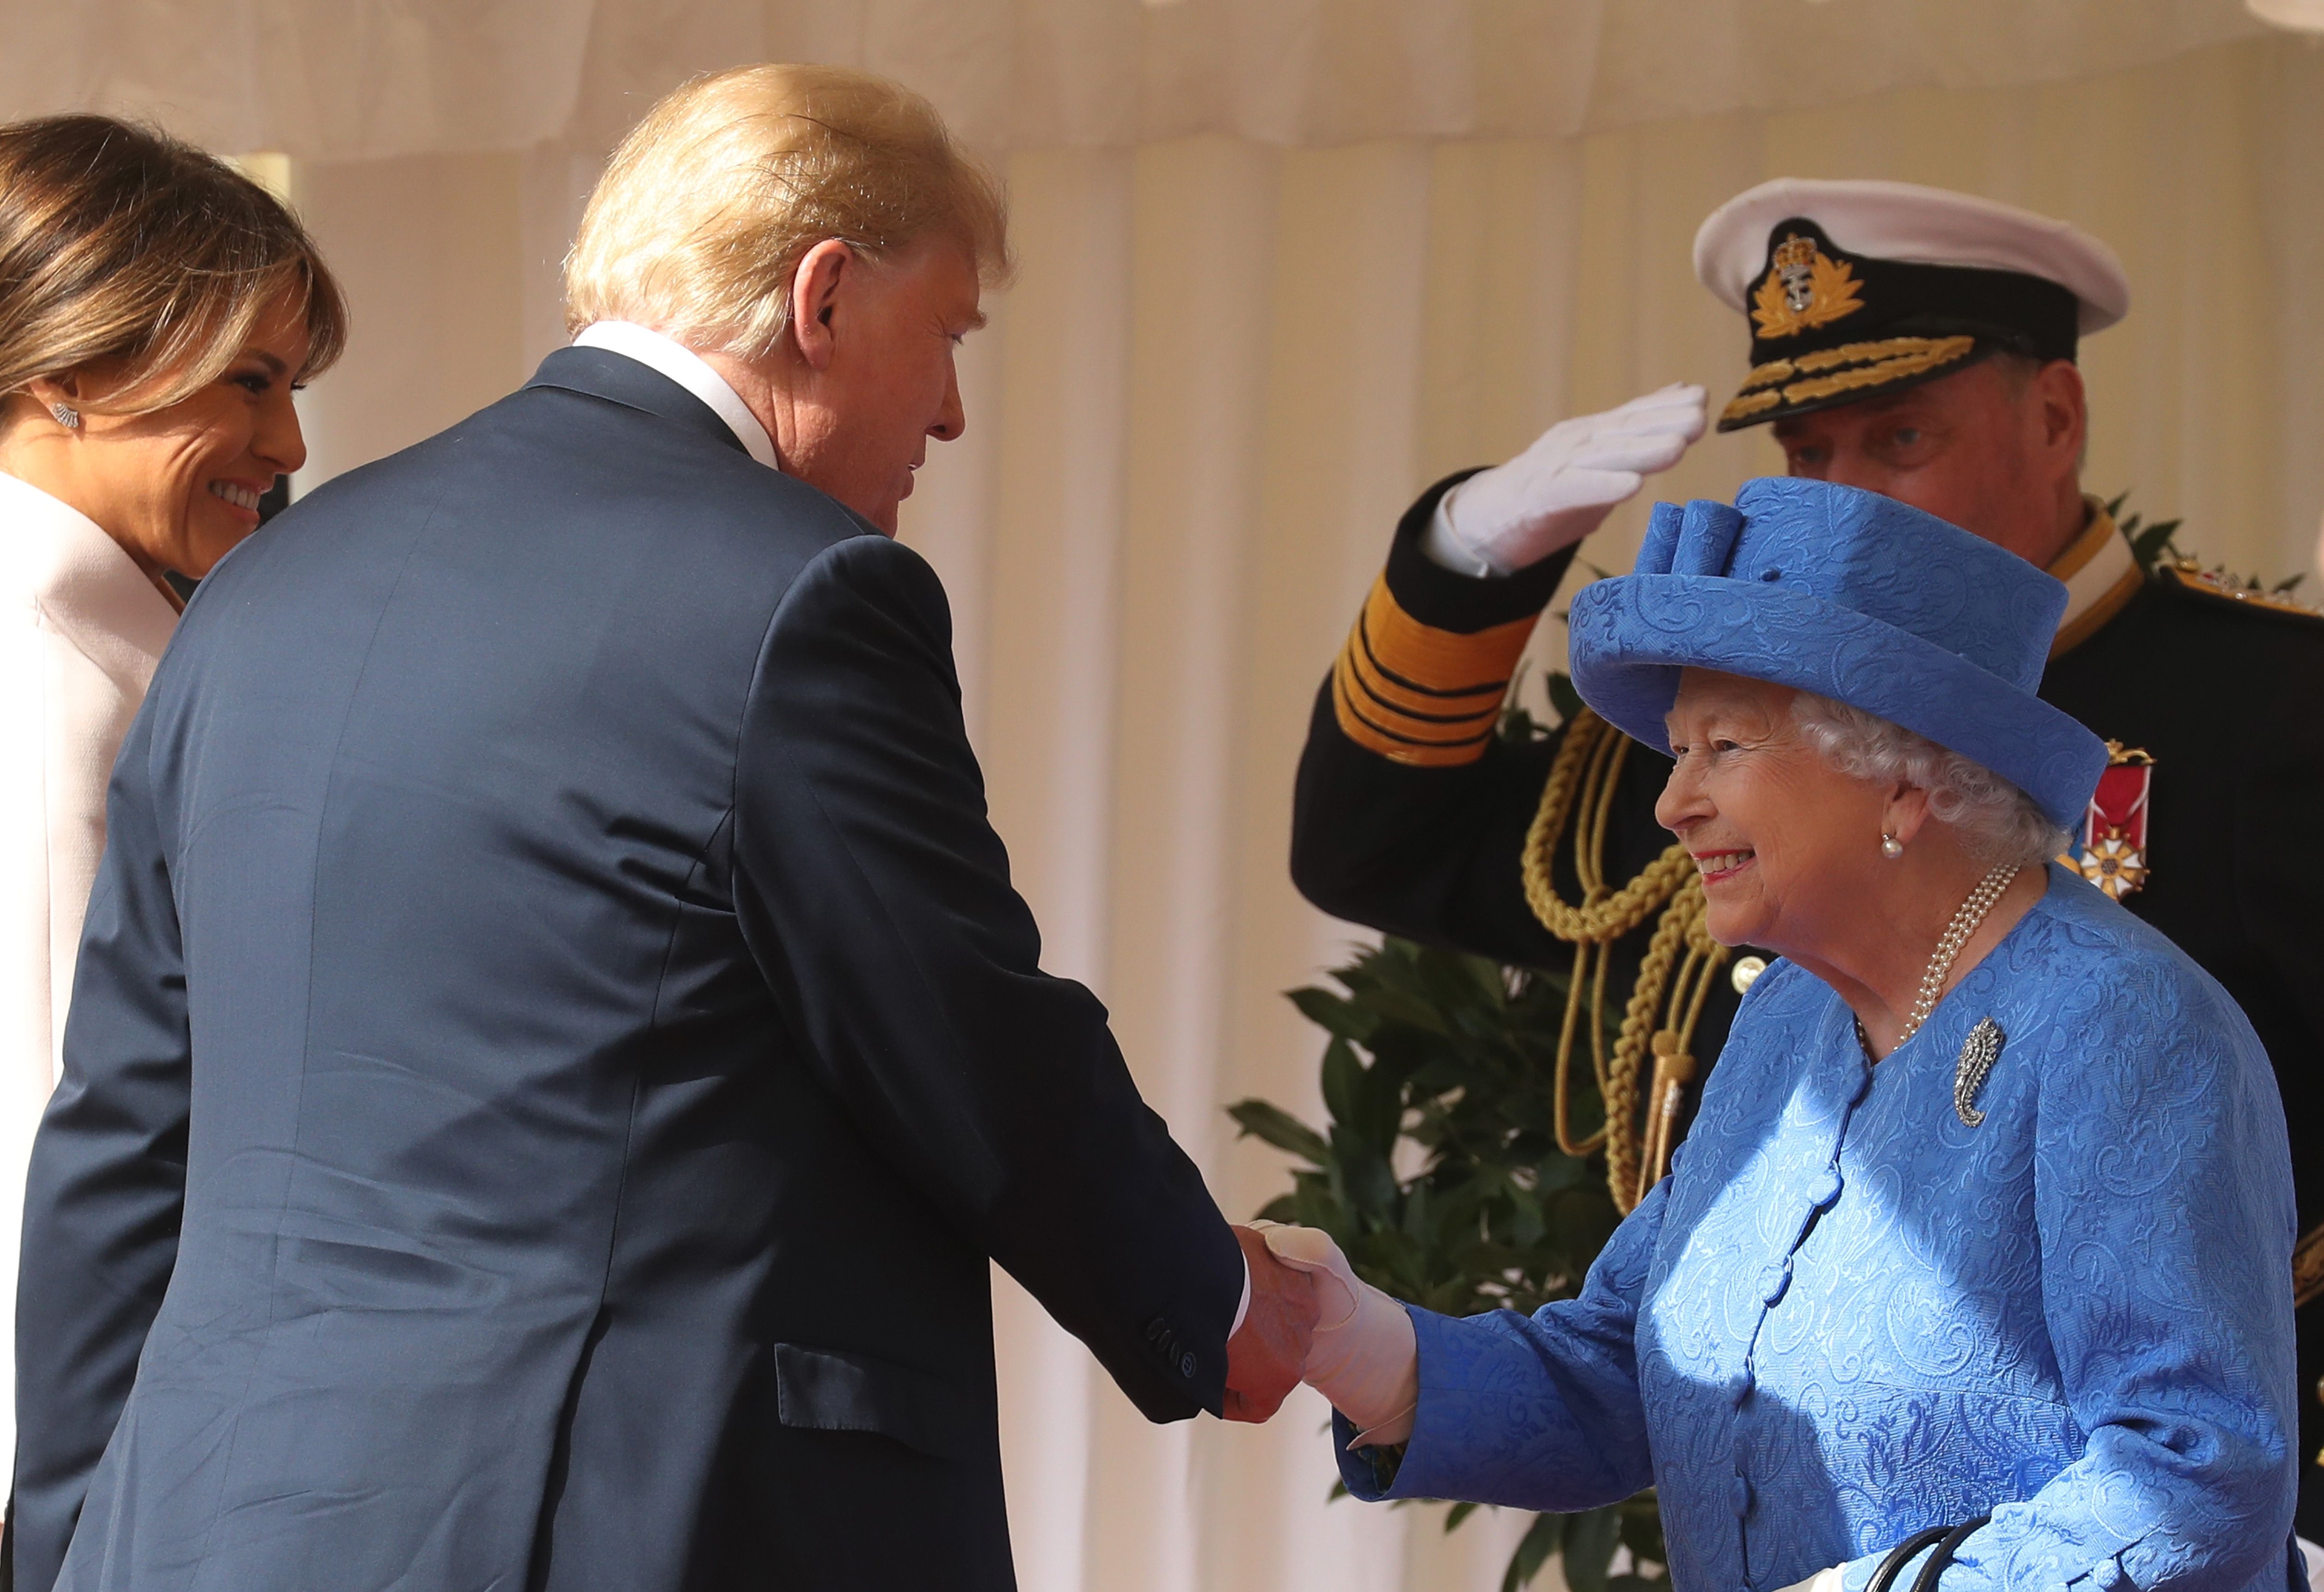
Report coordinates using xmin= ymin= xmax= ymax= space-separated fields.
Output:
xmin=12 ymin=703 xmax=192 ymax=1590
xmin=728 ymin=532 xmax=1245 ymax=1422
xmin=1289 ymin=474 xmax=1582 ymax=969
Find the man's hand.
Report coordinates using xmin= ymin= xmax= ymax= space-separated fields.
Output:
xmin=1425 ymin=382 xmax=1708 ymax=576
xmin=1223 ymin=1224 xmax=1319 ymax=1421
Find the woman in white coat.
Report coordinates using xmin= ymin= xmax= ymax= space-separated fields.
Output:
xmin=0 ymin=115 xmax=346 ymax=1483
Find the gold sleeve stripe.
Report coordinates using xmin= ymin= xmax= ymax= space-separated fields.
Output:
xmin=1332 ymin=654 xmax=1498 ymax=766
xmin=1342 ymin=612 xmax=1509 ymax=721
xmin=1330 ymin=572 xmax=1539 ymax=766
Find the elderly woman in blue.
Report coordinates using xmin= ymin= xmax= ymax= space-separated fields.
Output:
xmin=1259 ymin=478 xmax=2300 ymax=1592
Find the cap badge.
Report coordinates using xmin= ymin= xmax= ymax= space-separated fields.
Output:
xmin=1752 ymin=233 xmax=1865 ymax=340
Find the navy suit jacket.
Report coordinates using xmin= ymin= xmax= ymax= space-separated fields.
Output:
xmin=12 ymin=349 xmax=1245 ymax=1592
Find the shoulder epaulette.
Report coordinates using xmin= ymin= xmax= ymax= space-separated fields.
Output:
xmin=2160 ymin=561 xmax=2324 ymax=624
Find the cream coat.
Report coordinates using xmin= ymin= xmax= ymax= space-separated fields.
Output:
xmin=0 ymin=468 xmax=177 ymax=1469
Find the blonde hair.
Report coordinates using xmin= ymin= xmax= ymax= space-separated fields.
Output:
xmin=0 ymin=115 xmax=347 ymax=415
xmin=564 ymin=64 xmax=1011 ymax=356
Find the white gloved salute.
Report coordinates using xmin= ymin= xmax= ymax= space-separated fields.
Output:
xmin=1423 ymin=382 xmax=1708 ymax=578
xmin=1253 ymin=1223 xmax=1418 ymax=1447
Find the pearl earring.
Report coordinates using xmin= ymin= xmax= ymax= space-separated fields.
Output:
xmin=1880 ymin=833 xmax=1904 ymax=859
xmin=49 ymin=402 xmax=80 ymax=431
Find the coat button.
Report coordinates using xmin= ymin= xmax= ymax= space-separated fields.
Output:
xmin=1727 ymin=1371 xmax=1751 ymax=1406
xmin=1809 ymin=1169 xmax=1842 ymax=1207
xmin=1762 ymin=1260 xmax=1792 ymax=1307
xmin=1730 ymin=1472 xmax=1751 ymax=1518
xmin=1145 ymin=1317 xmax=1168 ymax=1344
xmin=1179 ymin=1352 xmax=1197 ymax=1378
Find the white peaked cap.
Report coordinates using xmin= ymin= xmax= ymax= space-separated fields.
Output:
xmin=1693 ymin=178 xmax=2131 ymax=336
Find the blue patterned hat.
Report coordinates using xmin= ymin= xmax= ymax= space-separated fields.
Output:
xmin=1566 ymin=477 xmax=2107 ymax=830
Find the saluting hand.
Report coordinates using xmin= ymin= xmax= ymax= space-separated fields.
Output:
xmin=1426 ymin=382 xmax=1708 ymax=576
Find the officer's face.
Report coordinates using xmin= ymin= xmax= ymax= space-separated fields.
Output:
xmin=1770 ymin=357 xmax=2088 ymax=569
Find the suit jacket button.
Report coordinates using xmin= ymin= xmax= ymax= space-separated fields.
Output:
xmin=1145 ymin=1317 xmax=1168 ymax=1344
xmin=1179 ymin=1352 xmax=1196 ymax=1378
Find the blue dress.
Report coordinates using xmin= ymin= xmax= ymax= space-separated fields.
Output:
xmin=1340 ymin=866 xmax=2299 ymax=1592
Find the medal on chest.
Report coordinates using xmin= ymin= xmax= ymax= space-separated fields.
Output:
xmin=2067 ymin=740 xmax=2153 ymax=900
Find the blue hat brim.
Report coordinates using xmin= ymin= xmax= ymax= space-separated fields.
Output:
xmin=1568 ymin=576 xmax=2106 ymax=832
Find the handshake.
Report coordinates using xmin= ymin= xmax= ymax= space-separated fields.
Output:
xmin=1220 ymin=1223 xmax=1419 ymax=1446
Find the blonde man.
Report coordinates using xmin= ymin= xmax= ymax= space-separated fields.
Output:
xmin=15 ymin=66 xmax=1311 ymax=1592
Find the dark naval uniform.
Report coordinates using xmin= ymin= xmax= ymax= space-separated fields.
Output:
xmin=1294 ymin=180 xmax=2324 ymax=1537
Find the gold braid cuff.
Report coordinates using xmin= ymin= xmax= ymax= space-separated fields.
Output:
xmin=1522 ymin=709 xmax=1728 ymax=1213
xmin=1331 ymin=573 xmax=1540 ymax=767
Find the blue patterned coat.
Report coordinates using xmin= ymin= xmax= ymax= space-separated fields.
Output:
xmin=1339 ymin=867 xmax=2299 ymax=1592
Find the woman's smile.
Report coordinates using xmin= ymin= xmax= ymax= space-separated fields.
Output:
xmin=207 ymin=478 xmax=268 ymax=524
xmin=1690 ymin=847 xmax=1755 ymax=884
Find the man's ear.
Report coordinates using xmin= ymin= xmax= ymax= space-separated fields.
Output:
xmin=2031 ymin=358 xmax=2085 ymax=470
xmin=788 ymin=239 xmax=855 ymax=373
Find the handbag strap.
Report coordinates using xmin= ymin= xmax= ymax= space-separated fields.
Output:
xmin=1906 ymin=1517 xmax=1993 ymax=1592
xmin=1866 ymin=1517 xmax=1992 ymax=1592
xmin=1866 ymin=1528 xmax=1951 ymax=1592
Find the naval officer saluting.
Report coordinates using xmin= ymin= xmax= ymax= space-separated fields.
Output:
xmin=1290 ymin=177 xmax=2324 ymax=1537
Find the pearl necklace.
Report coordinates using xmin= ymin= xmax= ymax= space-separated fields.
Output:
xmin=1858 ymin=862 xmax=2021 ymax=1059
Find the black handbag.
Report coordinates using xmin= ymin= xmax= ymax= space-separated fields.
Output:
xmin=1865 ymin=1517 xmax=1991 ymax=1592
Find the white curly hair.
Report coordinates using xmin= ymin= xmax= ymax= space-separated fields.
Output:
xmin=1790 ymin=691 xmax=2065 ymax=868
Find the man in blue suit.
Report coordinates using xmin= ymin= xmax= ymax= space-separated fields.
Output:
xmin=12 ymin=64 xmax=1312 ymax=1591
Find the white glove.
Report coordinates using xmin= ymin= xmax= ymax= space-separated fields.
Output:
xmin=1423 ymin=383 xmax=1708 ymax=578
xmin=1253 ymin=1223 xmax=1418 ymax=1447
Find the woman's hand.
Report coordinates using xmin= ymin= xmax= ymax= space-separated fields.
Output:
xmin=1252 ymin=1223 xmax=1419 ymax=1445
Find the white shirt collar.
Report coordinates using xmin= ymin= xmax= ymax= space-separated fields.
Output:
xmin=2046 ymin=496 xmax=2141 ymax=655
xmin=569 ymin=321 xmax=779 ymax=470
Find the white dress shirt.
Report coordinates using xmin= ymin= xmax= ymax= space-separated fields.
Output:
xmin=571 ymin=322 xmax=779 ymax=468
xmin=0 ymin=468 xmax=179 ymax=1472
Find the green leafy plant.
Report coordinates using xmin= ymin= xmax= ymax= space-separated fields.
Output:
xmin=1229 ymin=756 xmax=1669 ymax=1592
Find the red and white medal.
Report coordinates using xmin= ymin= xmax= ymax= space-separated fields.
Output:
xmin=2072 ymin=740 xmax=2153 ymax=900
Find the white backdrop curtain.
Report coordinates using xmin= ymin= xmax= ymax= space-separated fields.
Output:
xmin=0 ymin=0 xmax=2275 ymax=156
xmin=6 ymin=11 xmax=2322 ymax=1592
